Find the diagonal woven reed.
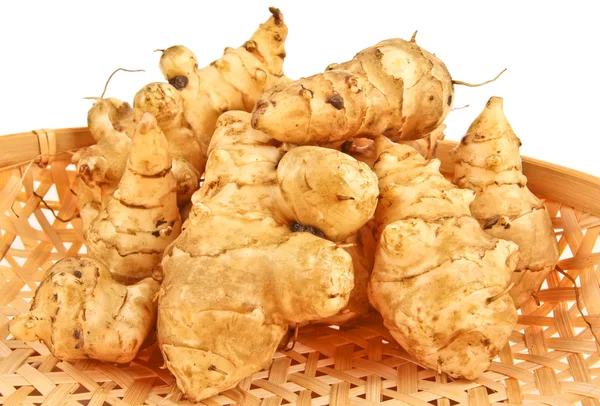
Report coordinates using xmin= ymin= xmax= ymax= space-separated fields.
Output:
xmin=0 ymin=128 xmax=599 ymax=405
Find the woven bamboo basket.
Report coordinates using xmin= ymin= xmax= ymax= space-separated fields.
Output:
xmin=0 ymin=127 xmax=599 ymax=406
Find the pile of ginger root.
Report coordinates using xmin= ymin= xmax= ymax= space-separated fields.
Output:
xmin=10 ymin=6 xmax=560 ymax=403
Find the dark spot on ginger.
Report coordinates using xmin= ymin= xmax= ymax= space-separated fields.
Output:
xmin=152 ymin=230 xmax=161 ymax=237
xmin=336 ymin=195 xmax=355 ymax=201
xmin=299 ymin=85 xmax=313 ymax=98
xmin=208 ymin=364 xmax=228 ymax=375
xmin=244 ymin=40 xmax=257 ymax=51
xmin=169 ymin=76 xmax=188 ymax=90
xmin=269 ymin=100 xmax=277 ymax=107
xmin=156 ymin=219 xmax=167 ymax=227
xmin=481 ymin=338 xmax=490 ymax=346
xmin=74 ymin=270 xmax=82 ymax=278
xmin=52 ymin=293 xmax=58 ymax=302
xmin=329 ymin=293 xmax=339 ymax=299
xmin=326 ymin=93 xmax=344 ymax=110
xmin=429 ymin=95 xmax=434 ymax=101
xmin=73 ymin=330 xmax=80 ymax=339
xmin=290 ymin=221 xmax=325 ymax=238
xmin=278 ymin=52 xmax=286 ymax=59
xmin=341 ymin=140 xmax=353 ymax=154
xmin=78 ymin=164 xmax=93 ymax=183
xmin=484 ymin=217 xmax=499 ymax=230
xmin=75 ymin=343 xmax=80 ymax=349
xmin=447 ymin=95 xmax=453 ymax=106
xmin=504 ymin=223 xmax=511 ymax=229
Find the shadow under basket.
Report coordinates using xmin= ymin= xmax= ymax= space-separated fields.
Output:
xmin=1 ymin=127 xmax=600 ymax=406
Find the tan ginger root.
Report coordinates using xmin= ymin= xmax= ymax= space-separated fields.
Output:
xmin=158 ymin=111 xmax=378 ymax=401
xmin=85 ymin=113 xmax=182 ymax=284
xmin=450 ymin=97 xmax=559 ymax=307
xmin=251 ymin=36 xmax=453 ymax=144
xmin=76 ymin=98 xmax=135 ymax=228
xmin=133 ymin=83 xmax=204 ymax=204
xmin=158 ymin=7 xmax=288 ymax=164
xmin=9 ymin=257 xmax=159 ymax=363
xmin=78 ymin=82 xmax=204 ymax=222
xmin=368 ymin=137 xmax=519 ymax=380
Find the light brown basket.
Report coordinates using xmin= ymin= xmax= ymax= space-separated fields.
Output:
xmin=0 ymin=128 xmax=599 ymax=406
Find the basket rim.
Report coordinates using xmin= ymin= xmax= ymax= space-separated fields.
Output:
xmin=1 ymin=126 xmax=600 ymax=217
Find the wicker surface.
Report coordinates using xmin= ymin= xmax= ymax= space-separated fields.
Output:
xmin=0 ymin=129 xmax=599 ymax=405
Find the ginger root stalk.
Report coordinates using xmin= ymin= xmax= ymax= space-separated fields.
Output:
xmin=368 ymin=137 xmax=519 ymax=380
xmin=85 ymin=113 xmax=182 ymax=284
xmin=9 ymin=257 xmax=159 ymax=363
xmin=75 ymin=98 xmax=135 ymax=228
xmin=158 ymin=111 xmax=378 ymax=401
xmin=133 ymin=83 xmax=204 ymax=204
xmin=450 ymin=97 xmax=559 ymax=307
xmin=158 ymin=7 xmax=288 ymax=164
xmin=251 ymin=36 xmax=453 ymax=144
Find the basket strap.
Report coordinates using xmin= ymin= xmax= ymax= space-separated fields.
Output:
xmin=32 ymin=129 xmax=57 ymax=165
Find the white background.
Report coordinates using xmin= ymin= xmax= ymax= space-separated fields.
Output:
xmin=0 ymin=1 xmax=598 ymax=176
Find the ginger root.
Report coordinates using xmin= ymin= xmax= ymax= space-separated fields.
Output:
xmin=251 ymin=36 xmax=452 ymax=144
xmin=450 ymin=97 xmax=559 ymax=307
xmin=158 ymin=7 xmax=288 ymax=165
xmin=9 ymin=257 xmax=159 ymax=363
xmin=76 ymin=7 xmax=287 ymax=223
xmin=133 ymin=82 xmax=204 ymax=204
xmin=85 ymin=112 xmax=181 ymax=284
xmin=158 ymin=111 xmax=378 ymax=401
xmin=76 ymin=98 xmax=135 ymax=228
xmin=368 ymin=137 xmax=519 ymax=380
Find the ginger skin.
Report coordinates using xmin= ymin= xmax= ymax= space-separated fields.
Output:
xmin=450 ymin=97 xmax=560 ymax=307
xmin=158 ymin=7 xmax=288 ymax=165
xmin=133 ymin=83 xmax=203 ymax=204
xmin=251 ymin=36 xmax=452 ymax=144
xmin=76 ymin=7 xmax=288 ymax=224
xmin=158 ymin=111 xmax=378 ymax=401
xmin=85 ymin=113 xmax=182 ymax=284
xmin=368 ymin=137 xmax=519 ymax=380
xmin=75 ymin=98 xmax=135 ymax=228
xmin=9 ymin=257 xmax=159 ymax=363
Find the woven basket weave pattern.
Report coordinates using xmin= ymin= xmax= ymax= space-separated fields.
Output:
xmin=0 ymin=129 xmax=599 ymax=405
